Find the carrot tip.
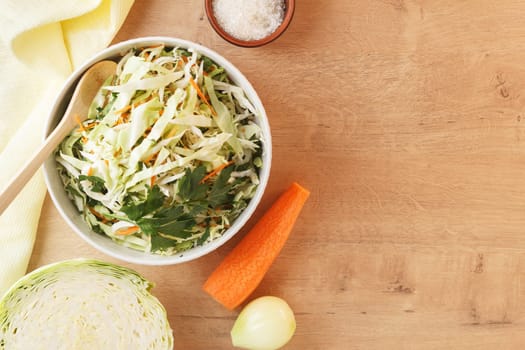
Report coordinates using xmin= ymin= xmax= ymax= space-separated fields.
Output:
xmin=290 ymin=182 xmax=310 ymax=197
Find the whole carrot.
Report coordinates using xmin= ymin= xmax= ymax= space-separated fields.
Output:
xmin=203 ymin=182 xmax=310 ymax=310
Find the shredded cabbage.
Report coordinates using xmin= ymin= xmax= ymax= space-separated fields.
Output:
xmin=56 ymin=45 xmax=264 ymax=255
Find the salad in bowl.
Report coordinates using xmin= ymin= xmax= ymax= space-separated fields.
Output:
xmin=44 ymin=37 xmax=271 ymax=265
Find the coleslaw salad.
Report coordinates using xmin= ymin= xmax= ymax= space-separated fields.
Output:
xmin=55 ymin=44 xmax=264 ymax=255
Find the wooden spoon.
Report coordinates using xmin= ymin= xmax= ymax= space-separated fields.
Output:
xmin=0 ymin=60 xmax=117 ymax=215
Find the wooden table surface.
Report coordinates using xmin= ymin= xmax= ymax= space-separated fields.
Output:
xmin=28 ymin=1 xmax=525 ymax=349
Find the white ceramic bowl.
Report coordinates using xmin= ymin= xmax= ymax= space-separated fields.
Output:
xmin=43 ymin=37 xmax=272 ymax=265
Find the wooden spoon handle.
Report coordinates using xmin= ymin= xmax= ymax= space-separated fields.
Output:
xmin=0 ymin=60 xmax=116 ymax=216
xmin=0 ymin=112 xmax=76 ymax=215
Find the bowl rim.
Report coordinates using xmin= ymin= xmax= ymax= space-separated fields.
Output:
xmin=43 ymin=36 xmax=272 ymax=266
xmin=204 ymin=0 xmax=295 ymax=48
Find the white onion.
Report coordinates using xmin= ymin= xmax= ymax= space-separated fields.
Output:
xmin=231 ymin=296 xmax=296 ymax=350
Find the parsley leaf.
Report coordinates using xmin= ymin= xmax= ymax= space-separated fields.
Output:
xmin=197 ymin=226 xmax=210 ymax=245
xmin=154 ymin=216 xmax=195 ymax=238
xmin=121 ymin=203 xmax=143 ymax=222
xmin=208 ymin=166 xmax=234 ymax=207
xmin=137 ymin=206 xmax=195 ymax=239
xmin=143 ymin=186 xmax=165 ymax=214
xmin=202 ymin=56 xmax=218 ymax=72
xmin=154 ymin=205 xmax=185 ymax=219
xmin=121 ymin=186 xmax=164 ymax=221
xmin=118 ymin=164 xmax=240 ymax=253
xmin=150 ymin=234 xmax=177 ymax=252
xmin=137 ymin=219 xmax=157 ymax=236
xmin=178 ymin=165 xmax=209 ymax=203
xmin=126 ymin=198 xmax=194 ymax=239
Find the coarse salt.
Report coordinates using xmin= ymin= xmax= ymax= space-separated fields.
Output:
xmin=213 ymin=0 xmax=285 ymax=41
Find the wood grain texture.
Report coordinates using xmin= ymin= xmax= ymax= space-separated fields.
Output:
xmin=29 ymin=0 xmax=525 ymax=348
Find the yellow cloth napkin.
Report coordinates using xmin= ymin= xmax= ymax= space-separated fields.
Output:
xmin=0 ymin=0 xmax=134 ymax=294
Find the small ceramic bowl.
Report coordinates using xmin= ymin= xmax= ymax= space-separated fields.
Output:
xmin=205 ymin=0 xmax=295 ymax=47
xmin=43 ymin=37 xmax=272 ymax=266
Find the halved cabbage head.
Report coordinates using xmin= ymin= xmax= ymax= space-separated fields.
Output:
xmin=0 ymin=259 xmax=173 ymax=350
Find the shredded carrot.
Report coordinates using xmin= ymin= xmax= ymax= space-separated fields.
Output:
xmin=189 ymin=77 xmax=209 ymax=105
xmin=150 ymin=175 xmax=156 ymax=188
xmin=115 ymin=226 xmax=140 ymax=236
xmin=133 ymin=94 xmax=154 ymax=108
xmin=200 ymin=160 xmax=235 ymax=184
xmin=88 ymin=207 xmax=108 ymax=224
xmin=181 ymin=55 xmax=188 ymax=63
xmin=84 ymin=122 xmax=97 ymax=130
xmin=114 ymin=105 xmax=131 ymax=115
xmin=87 ymin=167 xmax=94 ymax=176
xmin=203 ymin=182 xmax=310 ymax=310
xmin=143 ymin=126 xmax=153 ymax=138
xmin=104 ymin=159 xmax=109 ymax=167
xmin=116 ymin=112 xmax=131 ymax=125
xmin=75 ymin=114 xmax=86 ymax=132
xmin=143 ymin=152 xmax=158 ymax=165
xmin=189 ymin=77 xmax=216 ymax=116
xmin=166 ymin=126 xmax=179 ymax=138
